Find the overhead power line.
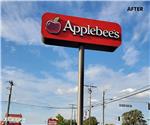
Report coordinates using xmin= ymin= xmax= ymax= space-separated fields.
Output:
xmin=120 ymin=100 xmax=149 ymax=104
xmin=1 ymin=101 xmax=76 ymax=109
xmin=93 ymin=86 xmax=150 ymax=107
xmin=106 ymin=87 xmax=150 ymax=105
xmin=114 ymin=85 xmax=150 ymax=99
xmin=1 ymin=101 xmax=92 ymax=110
xmin=93 ymin=85 xmax=150 ymax=107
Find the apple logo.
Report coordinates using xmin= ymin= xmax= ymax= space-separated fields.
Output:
xmin=46 ymin=17 xmax=61 ymax=34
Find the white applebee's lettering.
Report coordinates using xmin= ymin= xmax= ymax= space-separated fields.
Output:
xmin=63 ymin=20 xmax=74 ymax=32
xmin=63 ymin=20 xmax=120 ymax=39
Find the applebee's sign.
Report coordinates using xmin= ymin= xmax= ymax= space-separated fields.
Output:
xmin=42 ymin=12 xmax=122 ymax=52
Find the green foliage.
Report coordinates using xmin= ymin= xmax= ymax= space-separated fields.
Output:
xmin=56 ymin=114 xmax=65 ymax=125
xmin=83 ymin=117 xmax=99 ymax=125
xmin=55 ymin=114 xmax=99 ymax=125
xmin=55 ymin=114 xmax=77 ymax=125
xmin=122 ymin=109 xmax=147 ymax=125
xmin=55 ymin=114 xmax=98 ymax=125
xmin=64 ymin=119 xmax=77 ymax=125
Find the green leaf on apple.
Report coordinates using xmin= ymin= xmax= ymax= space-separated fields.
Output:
xmin=53 ymin=17 xmax=60 ymax=22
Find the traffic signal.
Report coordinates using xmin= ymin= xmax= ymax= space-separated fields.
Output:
xmin=148 ymin=103 xmax=150 ymax=110
xmin=118 ymin=116 xmax=120 ymax=121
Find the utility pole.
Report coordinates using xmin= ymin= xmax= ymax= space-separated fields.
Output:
xmin=6 ymin=80 xmax=14 ymax=125
xmin=74 ymin=108 xmax=76 ymax=124
xmin=84 ymin=85 xmax=97 ymax=125
xmin=70 ymin=104 xmax=76 ymax=125
xmin=102 ymin=91 xmax=105 ymax=125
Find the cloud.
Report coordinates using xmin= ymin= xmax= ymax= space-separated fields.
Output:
xmin=2 ymin=17 xmax=41 ymax=45
xmin=119 ymin=86 xmax=150 ymax=99
xmin=3 ymin=64 xmax=149 ymax=98
xmin=131 ymin=14 xmax=150 ymax=45
xmin=55 ymin=64 xmax=150 ymax=107
xmin=51 ymin=47 xmax=77 ymax=70
xmin=85 ymin=65 xmax=118 ymax=92
xmin=98 ymin=2 xmax=149 ymax=66
xmin=1 ymin=66 xmax=78 ymax=124
xmin=122 ymin=46 xmax=140 ymax=66
xmin=84 ymin=65 xmax=150 ymax=100
xmin=56 ymin=86 xmax=77 ymax=95
xmin=135 ymin=91 xmax=150 ymax=98
xmin=120 ymin=88 xmax=135 ymax=93
xmin=1 ymin=2 xmax=42 ymax=45
xmin=29 ymin=48 xmax=41 ymax=57
xmin=1 ymin=2 xmax=77 ymax=71
xmin=1 ymin=66 xmax=77 ymax=105
xmin=1 ymin=1 xmax=84 ymax=46
xmin=98 ymin=2 xmax=133 ymax=23
xmin=121 ymin=5 xmax=149 ymax=66
xmin=85 ymin=65 xmax=115 ymax=82
xmin=62 ymin=71 xmax=78 ymax=83
xmin=1 ymin=64 xmax=150 ymax=124
xmin=91 ymin=99 xmax=98 ymax=103
xmin=52 ymin=59 xmax=73 ymax=71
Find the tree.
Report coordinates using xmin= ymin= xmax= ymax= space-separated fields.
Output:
xmin=64 ymin=119 xmax=77 ymax=125
xmin=122 ymin=109 xmax=147 ymax=125
xmin=55 ymin=114 xmax=77 ymax=125
xmin=83 ymin=117 xmax=99 ymax=125
xmin=56 ymin=114 xmax=65 ymax=125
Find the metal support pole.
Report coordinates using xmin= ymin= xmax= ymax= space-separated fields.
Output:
xmin=102 ymin=91 xmax=105 ymax=125
xmin=6 ymin=81 xmax=14 ymax=125
xmin=77 ymin=45 xmax=84 ymax=125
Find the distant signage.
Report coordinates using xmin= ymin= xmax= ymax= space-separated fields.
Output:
xmin=41 ymin=12 xmax=122 ymax=52
xmin=119 ymin=104 xmax=132 ymax=108
xmin=5 ymin=114 xmax=22 ymax=123
xmin=48 ymin=118 xmax=57 ymax=125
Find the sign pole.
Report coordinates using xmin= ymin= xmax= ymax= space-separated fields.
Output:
xmin=77 ymin=45 xmax=84 ymax=125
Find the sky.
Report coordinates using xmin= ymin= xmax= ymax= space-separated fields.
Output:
xmin=1 ymin=1 xmax=150 ymax=125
